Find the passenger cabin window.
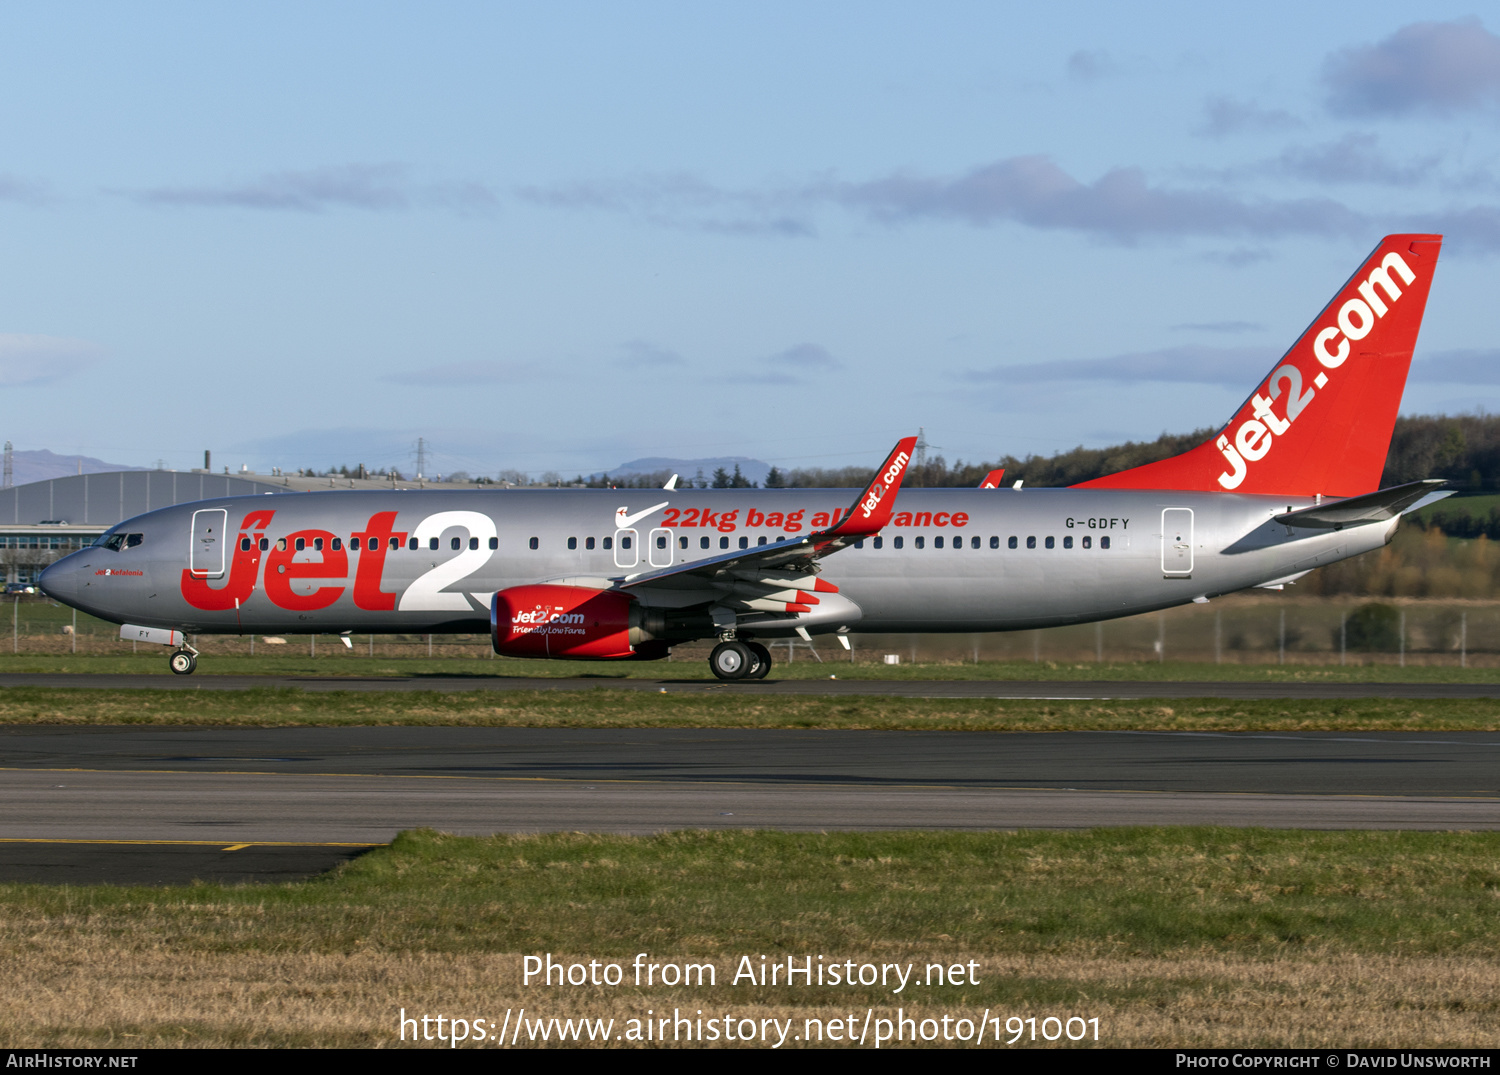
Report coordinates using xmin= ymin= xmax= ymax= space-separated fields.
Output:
xmin=331 ymin=538 xmax=342 ymax=551
xmin=1101 ymin=536 xmax=1111 ymax=549
xmin=529 ymin=537 xmax=539 ymax=550
xmin=620 ymin=536 xmax=631 ymax=550
xmin=915 ymin=536 xmax=925 ymax=549
xmin=1045 ymin=536 xmax=1055 ymax=549
xmin=261 ymin=538 xmax=270 ymax=551
xmin=469 ymin=537 xmax=478 ymax=551
xmin=1082 ymin=536 xmax=1092 ymax=549
xmin=700 ymin=537 xmax=710 ymax=549
xmin=893 ymin=536 xmax=903 ymax=549
xmin=585 ymin=536 xmax=595 ymax=550
xmin=1026 ymin=536 xmax=1036 ymax=549
xmin=294 ymin=538 xmax=306 ymax=551
xmin=240 ymin=537 xmax=251 ymax=551
xmin=873 ymin=536 xmax=883 ymax=549
xmin=1063 ymin=536 xmax=1073 ymax=549
xmin=388 ymin=537 xmax=399 ymax=550
xmin=719 ymin=537 xmax=729 ymax=549
xmin=678 ymin=536 xmax=688 ymax=549
xmin=429 ymin=537 xmax=439 ymax=551
xmin=488 ymin=537 xmax=498 ymax=550
xmin=313 ymin=537 xmax=324 ymax=551
xmin=1008 ymin=536 xmax=1017 ymax=549
xmin=603 ymin=536 xmax=612 ymax=550
xmin=450 ymin=537 xmax=461 ymax=551
xmin=738 ymin=536 xmax=748 ymax=549
xmin=567 ymin=537 xmax=577 ymax=550
xmin=370 ymin=538 xmax=379 ymax=551
xmin=408 ymin=538 xmax=418 ymax=551
xmin=934 ymin=536 xmax=943 ymax=549
xmin=757 ymin=536 xmax=767 ymax=546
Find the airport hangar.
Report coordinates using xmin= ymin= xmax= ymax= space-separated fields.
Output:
xmin=0 ymin=469 xmax=495 ymax=587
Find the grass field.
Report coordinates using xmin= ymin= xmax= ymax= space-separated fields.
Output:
xmin=3 ymin=829 xmax=1498 ymax=1048
xmin=2 ymin=687 xmax=1500 ymax=731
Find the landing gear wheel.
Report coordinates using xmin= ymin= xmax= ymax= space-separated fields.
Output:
xmin=744 ymin=642 xmax=772 ymax=680
xmin=169 ymin=650 xmax=197 ymax=676
xmin=709 ymin=640 xmax=753 ymax=681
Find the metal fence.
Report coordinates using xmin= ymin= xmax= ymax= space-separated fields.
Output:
xmin=7 ymin=593 xmax=1500 ymax=666
xmin=845 ymin=596 xmax=1499 ymax=667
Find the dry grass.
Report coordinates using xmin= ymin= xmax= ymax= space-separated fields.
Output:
xmin=1 ymin=944 xmax=1497 ymax=1047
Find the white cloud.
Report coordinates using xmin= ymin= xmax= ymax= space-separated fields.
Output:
xmin=1323 ymin=18 xmax=1500 ymax=117
xmin=0 ymin=335 xmax=104 ymax=386
xmin=120 ymin=164 xmax=498 ymax=214
xmin=964 ymin=346 xmax=1274 ymax=386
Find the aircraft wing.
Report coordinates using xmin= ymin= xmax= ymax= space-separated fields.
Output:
xmin=1274 ymin=480 xmax=1449 ymax=529
xmin=613 ymin=436 xmax=917 ymax=614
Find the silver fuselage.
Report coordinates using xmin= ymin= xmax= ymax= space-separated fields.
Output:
xmin=38 ymin=486 xmax=1389 ymax=639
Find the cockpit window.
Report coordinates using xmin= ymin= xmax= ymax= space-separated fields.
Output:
xmin=95 ymin=532 xmax=143 ymax=551
xmin=125 ymin=533 xmax=143 ymax=548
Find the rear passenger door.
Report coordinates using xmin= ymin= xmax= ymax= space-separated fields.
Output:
xmin=1161 ymin=508 xmax=1193 ymax=576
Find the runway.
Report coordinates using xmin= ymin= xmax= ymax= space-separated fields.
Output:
xmin=2 ymin=726 xmax=1498 ymax=883
xmin=5 ymin=672 xmax=1500 ymax=699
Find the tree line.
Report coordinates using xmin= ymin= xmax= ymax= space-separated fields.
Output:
xmin=309 ymin=413 xmax=1500 ymax=499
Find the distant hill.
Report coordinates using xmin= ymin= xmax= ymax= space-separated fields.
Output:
xmin=3 ymin=448 xmax=143 ymax=487
xmin=605 ymin=456 xmax=771 ymax=486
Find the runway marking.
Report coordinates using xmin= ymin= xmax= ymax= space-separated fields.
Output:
xmin=1 ymin=766 xmax=1497 ymax=802
xmin=0 ymin=837 xmax=383 ymax=847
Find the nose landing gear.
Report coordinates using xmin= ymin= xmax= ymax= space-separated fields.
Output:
xmin=169 ymin=643 xmax=199 ymax=676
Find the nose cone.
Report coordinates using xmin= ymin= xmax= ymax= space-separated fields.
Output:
xmin=38 ymin=558 xmax=77 ymax=602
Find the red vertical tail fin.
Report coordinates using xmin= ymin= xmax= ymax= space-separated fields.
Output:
xmin=1076 ymin=234 xmax=1442 ymax=498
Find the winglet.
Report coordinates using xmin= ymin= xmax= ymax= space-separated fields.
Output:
xmin=820 ymin=435 xmax=919 ymax=540
xmin=979 ymin=468 xmax=1005 ymax=489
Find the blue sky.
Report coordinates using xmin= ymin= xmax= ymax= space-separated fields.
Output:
xmin=2 ymin=2 xmax=1499 ymax=479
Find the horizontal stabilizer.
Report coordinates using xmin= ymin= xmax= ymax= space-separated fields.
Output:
xmin=1274 ymin=480 xmax=1448 ymax=529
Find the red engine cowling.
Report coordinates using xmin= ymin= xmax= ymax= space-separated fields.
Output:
xmin=492 ymin=584 xmax=641 ymax=659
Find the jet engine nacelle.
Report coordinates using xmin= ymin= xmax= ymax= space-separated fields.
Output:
xmin=492 ymin=584 xmax=666 ymax=660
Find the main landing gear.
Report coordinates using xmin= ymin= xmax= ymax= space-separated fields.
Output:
xmin=169 ymin=643 xmax=199 ymax=676
xmin=709 ymin=640 xmax=772 ymax=681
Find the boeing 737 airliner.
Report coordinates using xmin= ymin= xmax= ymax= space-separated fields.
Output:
xmin=40 ymin=234 xmax=1448 ymax=680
